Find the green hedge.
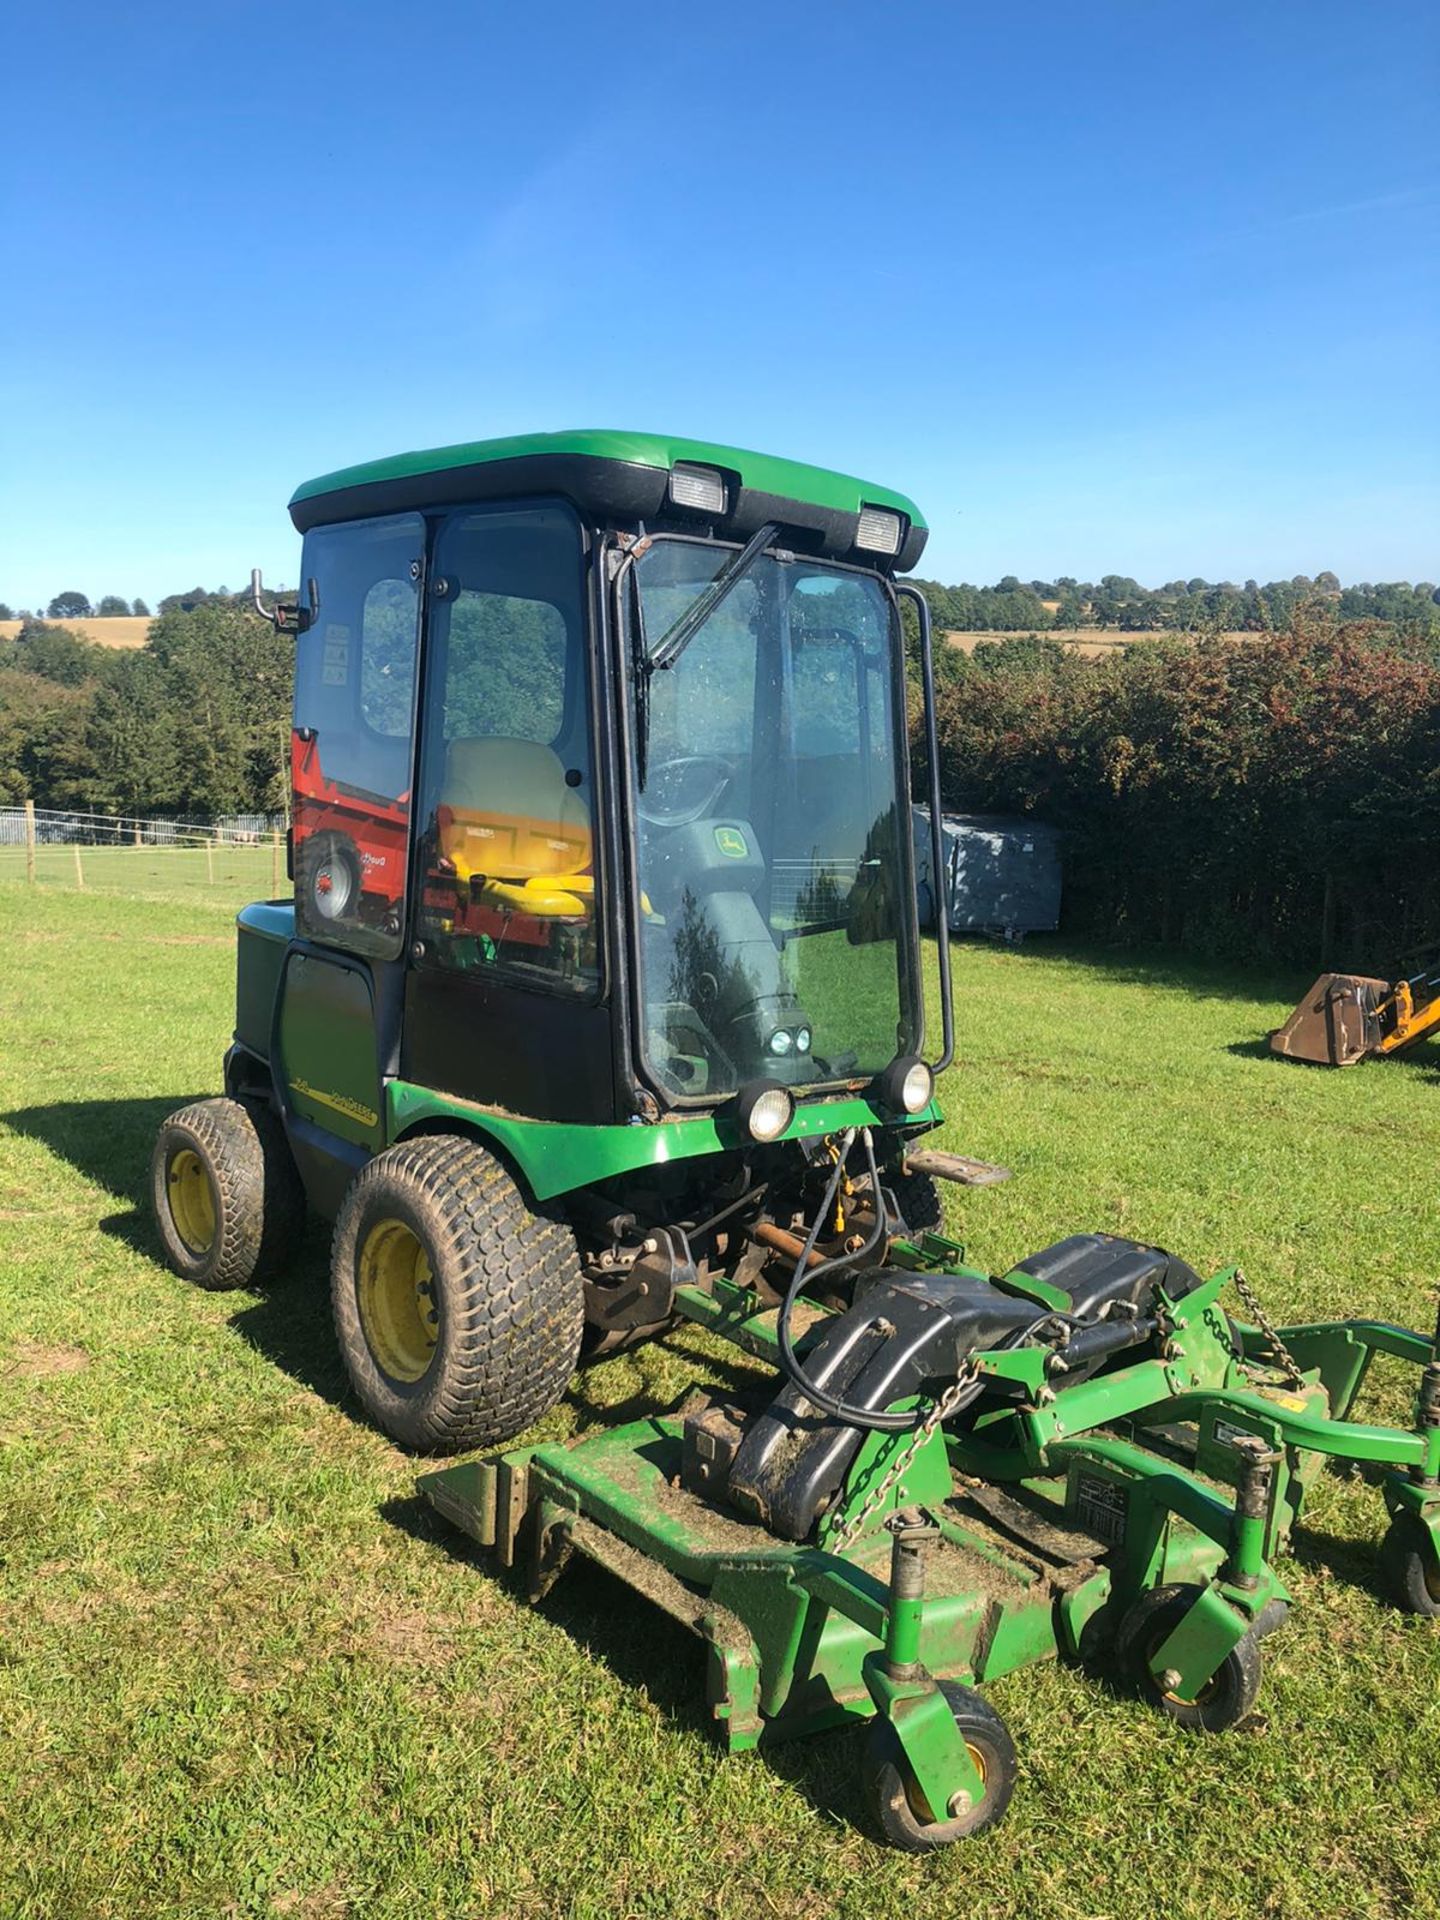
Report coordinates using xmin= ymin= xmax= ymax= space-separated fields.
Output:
xmin=923 ymin=622 xmax=1440 ymax=973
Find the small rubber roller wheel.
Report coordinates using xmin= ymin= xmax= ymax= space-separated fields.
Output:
xmin=861 ymin=1682 xmax=1017 ymax=1852
xmin=330 ymin=1133 xmax=583 ymax=1454
xmin=152 ymin=1097 xmax=305 ymax=1290
xmin=1118 ymin=1582 xmax=1262 ymax=1731
xmin=1381 ymin=1514 xmax=1440 ymax=1617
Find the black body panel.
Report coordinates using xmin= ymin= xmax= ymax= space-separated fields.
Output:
xmin=727 ymin=1234 xmax=1199 ymax=1543
xmin=400 ymin=966 xmax=619 ymax=1124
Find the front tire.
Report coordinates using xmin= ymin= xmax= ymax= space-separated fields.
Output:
xmin=152 ymin=1097 xmax=305 ymax=1290
xmin=889 ymin=1168 xmax=944 ymax=1239
xmin=330 ymin=1134 xmax=583 ymax=1453
xmin=860 ymin=1683 xmax=1016 ymax=1851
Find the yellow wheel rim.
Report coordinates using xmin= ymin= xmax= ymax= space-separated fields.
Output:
xmin=905 ymin=1739 xmax=988 ymax=1826
xmin=357 ymin=1217 xmax=439 ymax=1384
xmin=167 ymin=1148 xmax=217 ymax=1255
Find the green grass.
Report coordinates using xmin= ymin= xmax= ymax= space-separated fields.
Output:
xmin=0 ymin=841 xmax=281 ymax=906
xmin=2 ymin=884 xmax=1438 ymax=1918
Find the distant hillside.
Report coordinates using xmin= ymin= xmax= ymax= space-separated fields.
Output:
xmin=0 ymin=617 xmax=152 ymax=649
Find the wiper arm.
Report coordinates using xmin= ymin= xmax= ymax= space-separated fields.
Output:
xmin=648 ymin=521 xmax=780 ymax=671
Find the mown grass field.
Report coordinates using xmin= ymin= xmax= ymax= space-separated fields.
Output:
xmin=1 ymin=883 xmax=1438 ymax=1919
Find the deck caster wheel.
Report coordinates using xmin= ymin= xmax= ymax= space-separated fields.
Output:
xmin=1381 ymin=1514 xmax=1440 ymax=1617
xmin=1118 ymin=1583 xmax=1262 ymax=1731
xmin=860 ymin=1683 xmax=1016 ymax=1852
xmin=152 ymin=1097 xmax=305 ymax=1290
xmin=331 ymin=1134 xmax=583 ymax=1454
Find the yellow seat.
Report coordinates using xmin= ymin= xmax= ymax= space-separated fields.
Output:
xmin=437 ymin=738 xmax=592 ymax=919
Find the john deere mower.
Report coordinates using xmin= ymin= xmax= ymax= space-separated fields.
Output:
xmin=152 ymin=431 xmax=1440 ymax=1848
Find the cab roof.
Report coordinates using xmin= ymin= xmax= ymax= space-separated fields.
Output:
xmin=289 ymin=428 xmax=928 ymax=572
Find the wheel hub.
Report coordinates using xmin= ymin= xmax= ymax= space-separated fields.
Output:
xmin=167 ymin=1148 xmax=217 ymax=1254
xmin=357 ymin=1217 xmax=439 ymax=1383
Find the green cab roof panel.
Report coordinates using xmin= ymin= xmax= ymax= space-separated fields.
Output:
xmin=289 ymin=428 xmax=928 ymax=571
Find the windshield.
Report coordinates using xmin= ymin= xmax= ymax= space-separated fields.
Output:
xmin=628 ymin=537 xmax=921 ymax=1103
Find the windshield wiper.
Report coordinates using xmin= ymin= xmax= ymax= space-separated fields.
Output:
xmin=647 ymin=520 xmax=781 ymax=671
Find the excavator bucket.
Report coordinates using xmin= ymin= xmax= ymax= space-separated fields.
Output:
xmin=1270 ymin=973 xmax=1389 ymax=1067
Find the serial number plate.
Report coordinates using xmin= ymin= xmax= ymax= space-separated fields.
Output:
xmin=1071 ymin=1471 xmax=1127 ymax=1544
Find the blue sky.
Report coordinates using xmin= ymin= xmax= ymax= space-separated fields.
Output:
xmin=2 ymin=0 xmax=1436 ymax=607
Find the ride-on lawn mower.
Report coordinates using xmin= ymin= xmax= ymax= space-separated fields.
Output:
xmin=152 ymin=430 xmax=1440 ymax=1848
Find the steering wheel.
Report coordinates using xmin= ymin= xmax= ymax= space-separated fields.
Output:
xmin=637 ymin=754 xmax=734 ymax=829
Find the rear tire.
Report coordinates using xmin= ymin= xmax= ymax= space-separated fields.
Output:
xmin=330 ymin=1134 xmax=583 ymax=1453
xmin=152 ymin=1097 xmax=306 ymax=1290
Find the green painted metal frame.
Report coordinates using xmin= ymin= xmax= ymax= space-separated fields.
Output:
xmin=420 ymin=1245 xmax=1440 ymax=1825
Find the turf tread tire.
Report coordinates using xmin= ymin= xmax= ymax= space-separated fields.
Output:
xmin=152 ymin=1097 xmax=306 ymax=1291
xmin=889 ymin=1168 xmax=945 ymax=1239
xmin=330 ymin=1133 xmax=583 ymax=1454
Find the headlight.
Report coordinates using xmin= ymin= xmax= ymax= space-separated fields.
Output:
xmin=795 ymin=1027 xmax=812 ymax=1054
xmin=768 ymin=1029 xmax=793 ymax=1056
xmin=669 ymin=463 xmax=727 ymax=515
xmin=735 ymin=1079 xmax=796 ymax=1144
xmin=876 ymin=1054 xmax=934 ymax=1114
xmin=856 ymin=506 xmax=902 ymax=555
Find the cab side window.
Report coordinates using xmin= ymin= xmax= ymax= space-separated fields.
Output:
xmin=292 ymin=513 xmax=424 ymax=958
xmin=416 ymin=504 xmax=597 ymax=996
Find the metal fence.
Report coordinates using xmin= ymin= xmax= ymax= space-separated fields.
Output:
xmin=0 ymin=804 xmax=289 ymax=909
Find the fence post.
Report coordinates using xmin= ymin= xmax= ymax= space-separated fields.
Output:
xmin=24 ymin=799 xmax=35 ymax=885
xmin=205 ymin=839 xmax=215 ymax=885
xmin=271 ymin=828 xmax=282 ymax=897
xmin=73 ymin=842 xmax=85 ymax=890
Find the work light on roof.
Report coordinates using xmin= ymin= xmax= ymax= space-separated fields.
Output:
xmin=669 ymin=463 xmax=728 ymax=515
xmin=856 ymin=506 xmax=902 ymax=556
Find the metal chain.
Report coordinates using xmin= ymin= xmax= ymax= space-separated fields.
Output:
xmin=828 ymin=1363 xmax=979 ymax=1555
xmin=1231 ymin=1265 xmax=1305 ymax=1388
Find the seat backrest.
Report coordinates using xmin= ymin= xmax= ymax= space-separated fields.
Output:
xmin=438 ymin=736 xmax=591 ymax=880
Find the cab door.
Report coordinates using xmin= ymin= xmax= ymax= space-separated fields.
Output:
xmin=277 ymin=512 xmax=425 ymax=1202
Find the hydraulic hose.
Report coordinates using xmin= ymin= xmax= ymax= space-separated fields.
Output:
xmin=773 ymin=1128 xmax=989 ymax=1433
xmin=772 ymin=1130 xmax=1094 ymax=1432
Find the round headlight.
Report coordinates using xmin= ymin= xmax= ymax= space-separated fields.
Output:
xmin=768 ymin=1028 xmax=793 ymax=1056
xmin=735 ymin=1079 xmax=796 ymax=1144
xmin=795 ymin=1027 xmax=812 ymax=1054
xmin=900 ymin=1060 xmax=934 ymax=1112
xmin=876 ymin=1055 xmax=934 ymax=1115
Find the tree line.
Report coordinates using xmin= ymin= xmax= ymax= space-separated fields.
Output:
xmin=3 ymin=582 xmax=1437 ymax=977
xmin=0 ymin=596 xmax=293 ymax=817
xmin=913 ymin=571 xmax=1440 ymax=637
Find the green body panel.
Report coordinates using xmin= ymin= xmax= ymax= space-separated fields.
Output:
xmin=386 ymin=1079 xmax=940 ymax=1204
xmin=291 ymin=427 xmax=926 ymax=531
xmin=278 ymin=952 xmax=386 ymax=1152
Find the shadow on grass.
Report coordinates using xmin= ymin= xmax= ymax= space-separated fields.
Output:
xmin=4 ymin=1093 xmax=210 ymax=1218
xmin=388 ymin=1493 xmax=867 ymax=1836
